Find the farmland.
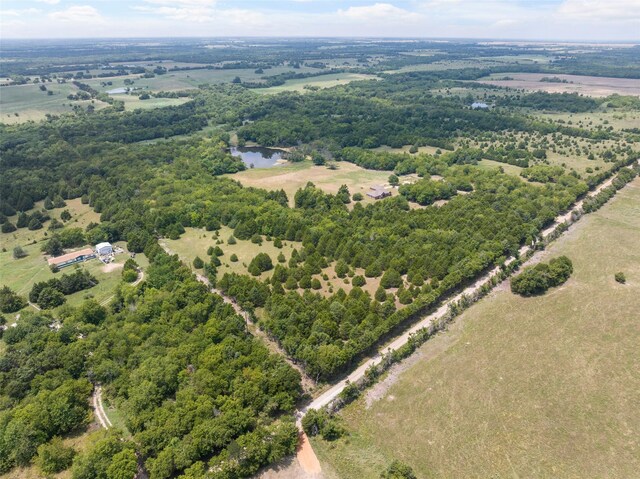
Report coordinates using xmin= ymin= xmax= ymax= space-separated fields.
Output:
xmin=476 ymin=73 xmax=640 ymax=97
xmin=312 ymin=177 xmax=640 ymax=478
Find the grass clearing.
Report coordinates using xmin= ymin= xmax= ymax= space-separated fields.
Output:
xmin=314 ymin=178 xmax=640 ymax=478
xmin=0 ymin=83 xmax=109 ymax=124
xmin=0 ymin=198 xmax=101 ymax=252
xmin=226 ymin=160 xmax=397 ymax=207
xmin=254 ymin=73 xmax=379 ymax=94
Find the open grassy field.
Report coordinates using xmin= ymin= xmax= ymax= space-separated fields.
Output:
xmin=0 ymin=199 xmax=100 ymax=252
xmin=0 ymin=82 xmax=110 ymax=124
xmin=160 ymin=226 xmax=300 ymax=282
xmin=162 ymin=226 xmax=397 ymax=301
xmin=313 ymin=177 xmax=640 ymax=479
xmin=255 ymin=73 xmax=379 ymax=94
xmin=1 ymin=199 xmax=147 ymax=313
xmin=476 ymin=73 xmax=640 ymax=97
xmin=226 ymin=160 xmax=397 ymax=207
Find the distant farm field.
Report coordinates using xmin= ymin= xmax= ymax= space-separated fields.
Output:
xmin=476 ymin=73 xmax=640 ymax=97
xmin=313 ymin=178 xmax=640 ymax=479
xmin=255 ymin=73 xmax=379 ymax=94
xmin=0 ymin=82 xmax=110 ymax=124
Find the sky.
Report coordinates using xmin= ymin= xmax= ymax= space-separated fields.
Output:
xmin=1 ymin=0 xmax=639 ymax=41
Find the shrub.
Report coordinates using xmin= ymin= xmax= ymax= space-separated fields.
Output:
xmin=311 ymin=278 xmax=322 ymax=290
xmin=352 ymin=275 xmax=366 ymax=287
xmin=12 ymin=246 xmax=27 ymax=259
xmin=227 ymin=235 xmax=237 ymax=245
xmin=381 ymin=460 xmax=417 ymax=479
xmin=614 ymin=272 xmax=626 ymax=284
xmin=193 ymin=256 xmax=204 ymax=269
xmin=230 ymin=253 xmax=239 ymax=262
xmin=352 ymin=192 xmax=364 ymax=201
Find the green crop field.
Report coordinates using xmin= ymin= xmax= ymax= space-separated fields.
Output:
xmin=313 ymin=177 xmax=640 ymax=479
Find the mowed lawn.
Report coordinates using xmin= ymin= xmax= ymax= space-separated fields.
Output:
xmin=313 ymin=178 xmax=640 ymax=479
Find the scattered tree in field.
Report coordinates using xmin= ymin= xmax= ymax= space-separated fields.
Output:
xmin=381 ymin=269 xmax=402 ymax=289
xmin=614 ymin=272 xmax=626 ymax=284
xmin=12 ymin=246 xmax=27 ymax=259
xmin=511 ymin=256 xmax=573 ymax=296
xmin=60 ymin=209 xmax=72 ymax=221
xmin=0 ymin=286 xmax=27 ymax=313
xmin=28 ymin=217 xmax=43 ymax=230
xmin=228 ymin=235 xmax=237 ymax=245
xmin=352 ymin=192 xmax=364 ymax=201
xmin=389 ymin=174 xmax=399 ymax=186
xmin=230 ymin=253 xmax=239 ymax=262
xmin=248 ymin=253 xmax=273 ymax=276
xmin=43 ymin=236 xmax=64 ymax=256
xmin=193 ymin=256 xmax=204 ymax=269
xmin=352 ymin=275 xmax=366 ymax=287
xmin=1 ymin=221 xmax=16 ymax=233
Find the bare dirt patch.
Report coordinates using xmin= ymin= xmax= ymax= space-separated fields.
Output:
xmin=101 ymin=262 xmax=123 ymax=273
xmin=476 ymin=73 xmax=640 ymax=97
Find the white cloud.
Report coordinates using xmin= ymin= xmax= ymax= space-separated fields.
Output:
xmin=49 ymin=5 xmax=104 ymax=22
xmin=144 ymin=0 xmax=217 ymax=5
xmin=35 ymin=0 xmax=60 ymax=4
xmin=338 ymin=3 xmax=422 ymax=22
xmin=557 ymin=0 xmax=640 ymax=21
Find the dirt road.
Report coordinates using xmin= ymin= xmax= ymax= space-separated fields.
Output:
xmin=301 ymin=168 xmax=629 ymax=415
xmin=92 ymin=386 xmax=112 ymax=429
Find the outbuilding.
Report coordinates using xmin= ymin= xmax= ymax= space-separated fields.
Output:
xmin=48 ymin=248 xmax=96 ymax=269
xmin=95 ymin=242 xmax=113 ymax=256
xmin=367 ymin=188 xmax=392 ymax=200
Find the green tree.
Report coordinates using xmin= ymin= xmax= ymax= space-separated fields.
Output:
xmin=36 ymin=437 xmax=75 ymax=474
xmin=193 ymin=256 xmax=204 ymax=269
xmin=106 ymin=449 xmax=138 ymax=479
xmin=614 ymin=272 xmax=626 ymax=284
xmin=0 ymin=286 xmax=27 ymax=313
xmin=248 ymin=253 xmax=273 ymax=276
xmin=37 ymin=287 xmax=66 ymax=309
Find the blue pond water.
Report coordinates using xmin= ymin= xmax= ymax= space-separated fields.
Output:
xmin=230 ymin=146 xmax=286 ymax=168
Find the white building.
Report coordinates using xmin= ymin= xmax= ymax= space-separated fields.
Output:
xmin=95 ymin=242 xmax=113 ymax=256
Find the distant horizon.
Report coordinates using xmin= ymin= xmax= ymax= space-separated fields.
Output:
xmin=2 ymin=1 xmax=639 ymax=42
xmin=1 ymin=36 xmax=638 ymax=44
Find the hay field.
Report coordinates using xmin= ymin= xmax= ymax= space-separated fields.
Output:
xmin=313 ymin=177 xmax=640 ymax=479
xmin=476 ymin=73 xmax=640 ymax=97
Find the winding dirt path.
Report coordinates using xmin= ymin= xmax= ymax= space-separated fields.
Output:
xmin=159 ymin=243 xmax=316 ymax=393
xmin=92 ymin=386 xmax=112 ymax=429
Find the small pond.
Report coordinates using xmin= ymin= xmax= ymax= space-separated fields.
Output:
xmin=230 ymin=146 xmax=286 ymax=168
